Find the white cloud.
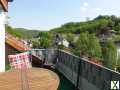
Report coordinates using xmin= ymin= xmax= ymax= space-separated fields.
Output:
xmin=83 ymin=2 xmax=89 ymax=7
xmin=80 ymin=7 xmax=87 ymax=12
xmin=96 ymin=8 xmax=102 ymax=11
xmin=80 ymin=2 xmax=89 ymax=12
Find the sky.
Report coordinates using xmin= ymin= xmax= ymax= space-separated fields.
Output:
xmin=8 ymin=0 xmax=120 ymax=31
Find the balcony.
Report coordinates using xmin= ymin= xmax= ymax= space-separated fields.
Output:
xmin=30 ymin=49 xmax=120 ymax=90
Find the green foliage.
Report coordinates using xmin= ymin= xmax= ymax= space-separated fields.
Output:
xmin=58 ymin=44 xmax=64 ymax=49
xmin=75 ymin=32 xmax=102 ymax=60
xmin=33 ymin=32 xmax=52 ymax=48
xmin=37 ymin=32 xmax=51 ymax=39
xmin=114 ymin=23 xmax=120 ymax=33
xmin=65 ymin=33 xmax=75 ymax=45
xmin=50 ymin=15 xmax=117 ymax=34
xmin=5 ymin=61 xmax=10 ymax=71
xmin=102 ymin=40 xmax=117 ymax=69
xmin=5 ymin=25 xmax=52 ymax=49
xmin=88 ymin=34 xmax=102 ymax=59
xmin=5 ymin=25 xmax=22 ymax=38
xmin=112 ymin=35 xmax=120 ymax=41
xmin=38 ymin=38 xmax=51 ymax=48
xmin=76 ymin=32 xmax=90 ymax=56
xmin=32 ymin=40 xmax=40 ymax=48
xmin=5 ymin=25 xmax=41 ymax=39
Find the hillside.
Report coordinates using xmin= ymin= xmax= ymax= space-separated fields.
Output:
xmin=5 ymin=15 xmax=120 ymax=40
xmin=50 ymin=15 xmax=120 ymax=35
xmin=5 ymin=26 xmax=41 ymax=39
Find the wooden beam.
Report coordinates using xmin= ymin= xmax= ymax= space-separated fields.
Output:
xmin=0 ymin=0 xmax=8 ymax=12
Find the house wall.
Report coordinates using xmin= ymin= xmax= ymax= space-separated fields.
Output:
xmin=5 ymin=43 xmax=20 ymax=63
xmin=0 ymin=10 xmax=6 ymax=72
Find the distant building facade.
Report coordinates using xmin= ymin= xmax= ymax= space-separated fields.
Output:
xmin=55 ymin=34 xmax=69 ymax=48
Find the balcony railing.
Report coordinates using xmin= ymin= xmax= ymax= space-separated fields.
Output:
xmin=30 ymin=49 xmax=120 ymax=90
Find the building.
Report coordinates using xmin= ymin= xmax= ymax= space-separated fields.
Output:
xmin=5 ymin=32 xmax=31 ymax=69
xmin=0 ymin=0 xmax=13 ymax=72
xmin=55 ymin=34 xmax=69 ymax=48
xmin=62 ymin=39 xmax=69 ymax=47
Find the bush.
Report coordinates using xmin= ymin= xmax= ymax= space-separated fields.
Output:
xmin=102 ymin=40 xmax=117 ymax=70
xmin=75 ymin=32 xmax=102 ymax=61
xmin=88 ymin=33 xmax=102 ymax=60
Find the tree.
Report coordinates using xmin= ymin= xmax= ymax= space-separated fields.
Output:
xmin=37 ymin=32 xmax=52 ymax=48
xmin=5 ymin=25 xmax=22 ymax=38
xmin=114 ymin=23 xmax=120 ymax=33
xmin=75 ymin=32 xmax=102 ymax=61
xmin=50 ymin=15 xmax=118 ymax=34
xmin=65 ymin=33 xmax=75 ymax=47
xmin=88 ymin=34 xmax=102 ymax=60
xmin=32 ymin=40 xmax=39 ymax=48
xmin=31 ymin=32 xmax=52 ymax=49
xmin=38 ymin=38 xmax=51 ymax=48
xmin=102 ymin=40 xmax=117 ymax=70
xmin=76 ymin=32 xmax=90 ymax=57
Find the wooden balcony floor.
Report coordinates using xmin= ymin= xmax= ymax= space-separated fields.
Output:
xmin=0 ymin=68 xmax=59 ymax=90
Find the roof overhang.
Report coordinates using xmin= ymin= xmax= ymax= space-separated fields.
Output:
xmin=0 ymin=0 xmax=13 ymax=12
xmin=0 ymin=0 xmax=8 ymax=12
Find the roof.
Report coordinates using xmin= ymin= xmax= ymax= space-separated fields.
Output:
xmin=5 ymin=33 xmax=30 ymax=52
xmin=0 ymin=0 xmax=8 ymax=11
xmin=0 ymin=0 xmax=13 ymax=12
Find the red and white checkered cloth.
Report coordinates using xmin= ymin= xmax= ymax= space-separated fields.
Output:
xmin=8 ymin=52 xmax=32 ymax=69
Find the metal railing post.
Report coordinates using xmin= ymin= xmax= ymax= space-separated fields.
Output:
xmin=75 ymin=59 xmax=81 ymax=90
